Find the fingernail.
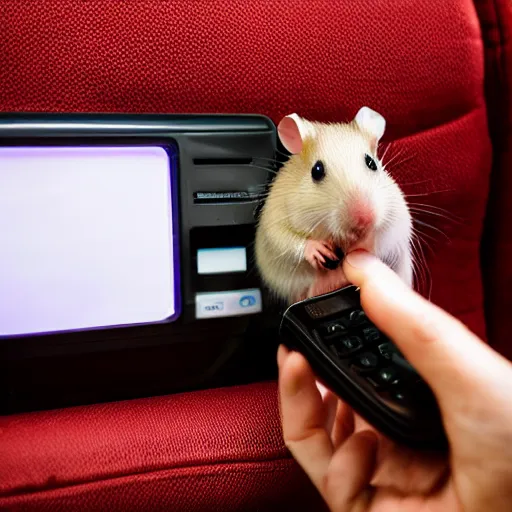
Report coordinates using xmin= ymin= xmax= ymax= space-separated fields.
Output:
xmin=316 ymin=380 xmax=329 ymax=398
xmin=345 ymin=250 xmax=379 ymax=269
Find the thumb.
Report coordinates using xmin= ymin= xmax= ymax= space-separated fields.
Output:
xmin=342 ymin=250 xmax=512 ymax=408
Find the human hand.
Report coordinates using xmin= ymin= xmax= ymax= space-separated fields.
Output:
xmin=278 ymin=250 xmax=512 ymax=511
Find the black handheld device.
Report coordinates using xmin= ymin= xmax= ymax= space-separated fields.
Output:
xmin=279 ymin=285 xmax=448 ymax=451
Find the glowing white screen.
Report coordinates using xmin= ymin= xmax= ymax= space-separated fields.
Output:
xmin=0 ymin=146 xmax=178 ymax=336
xmin=197 ymin=247 xmax=247 ymax=274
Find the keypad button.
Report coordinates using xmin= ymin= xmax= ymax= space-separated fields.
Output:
xmin=321 ymin=318 xmax=350 ymax=337
xmin=377 ymin=367 xmax=398 ymax=385
xmin=378 ymin=343 xmax=417 ymax=375
xmin=352 ymin=352 xmax=379 ymax=371
xmin=349 ymin=309 xmax=366 ymax=325
xmin=390 ymin=388 xmax=409 ymax=404
xmin=333 ymin=335 xmax=362 ymax=356
xmin=362 ymin=326 xmax=380 ymax=343
xmin=378 ymin=342 xmax=401 ymax=360
xmin=343 ymin=336 xmax=361 ymax=350
xmin=326 ymin=322 xmax=345 ymax=335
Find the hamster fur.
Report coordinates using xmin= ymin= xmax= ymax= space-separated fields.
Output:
xmin=254 ymin=106 xmax=413 ymax=304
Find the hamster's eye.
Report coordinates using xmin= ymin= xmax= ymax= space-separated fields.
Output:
xmin=365 ymin=154 xmax=378 ymax=171
xmin=311 ymin=160 xmax=325 ymax=182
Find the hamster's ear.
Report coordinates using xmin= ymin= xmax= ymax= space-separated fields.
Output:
xmin=354 ymin=106 xmax=386 ymax=148
xmin=277 ymin=113 xmax=315 ymax=154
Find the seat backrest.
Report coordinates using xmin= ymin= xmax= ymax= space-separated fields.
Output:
xmin=476 ymin=0 xmax=512 ymax=360
xmin=0 ymin=0 xmax=494 ymax=344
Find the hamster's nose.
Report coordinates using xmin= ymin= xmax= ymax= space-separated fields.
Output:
xmin=347 ymin=198 xmax=375 ymax=232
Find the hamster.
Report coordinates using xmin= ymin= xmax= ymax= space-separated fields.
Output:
xmin=254 ymin=106 xmax=413 ymax=304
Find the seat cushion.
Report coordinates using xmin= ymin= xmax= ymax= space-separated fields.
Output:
xmin=0 ymin=381 xmax=325 ymax=511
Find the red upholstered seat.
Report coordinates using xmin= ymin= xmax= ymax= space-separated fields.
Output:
xmin=1 ymin=0 xmax=511 ymax=510
xmin=0 ymin=382 xmax=324 ymax=511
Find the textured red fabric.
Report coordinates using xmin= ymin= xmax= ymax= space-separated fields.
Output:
xmin=0 ymin=381 xmax=325 ymax=511
xmin=0 ymin=0 xmax=499 ymax=510
xmin=0 ymin=461 xmax=321 ymax=512
xmin=476 ymin=0 xmax=512 ymax=360
xmin=0 ymin=0 xmax=492 ymax=340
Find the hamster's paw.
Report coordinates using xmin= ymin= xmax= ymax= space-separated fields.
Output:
xmin=304 ymin=239 xmax=337 ymax=270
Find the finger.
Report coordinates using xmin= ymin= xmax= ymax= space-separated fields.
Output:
xmin=354 ymin=414 xmax=374 ymax=433
xmin=317 ymin=382 xmax=339 ymax=436
xmin=342 ymin=250 xmax=512 ymax=405
xmin=315 ymin=381 xmax=356 ymax=447
xmin=318 ymin=246 xmax=337 ymax=260
xmin=277 ymin=343 xmax=289 ymax=368
xmin=324 ymin=430 xmax=378 ymax=511
xmin=308 ymin=258 xmax=320 ymax=270
xmin=278 ymin=350 xmax=334 ymax=489
xmin=370 ymin=436 xmax=448 ymax=494
xmin=314 ymin=252 xmax=327 ymax=264
xmin=331 ymin=400 xmax=355 ymax=448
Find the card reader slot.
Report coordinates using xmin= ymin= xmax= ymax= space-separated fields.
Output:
xmin=193 ymin=191 xmax=265 ymax=204
xmin=193 ymin=157 xmax=253 ymax=166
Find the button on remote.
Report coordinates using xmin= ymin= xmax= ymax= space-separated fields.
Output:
xmin=322 ymin=319 xmax=348 ymax=337
xmin=349 ymin=309 xmax=366 ymax=325
xmin=326 ymin=322 xmax=344 ymax=335
xmin=379 ymin=342 xmax=417 ymax=374
xmin=333 ymin=335 xmax=362 ymax=356
xmin=378 ymin=342 xmax=401 ymax=360
xmin=352 ymin=352 xmax=379 ymax=371
xmin=377 ymin=367 xmax=399 ymax=385
xmin=362 ymin=326 xmax=380 ymax=343
xmin=390 ymin=388 xmax=409 ymax=404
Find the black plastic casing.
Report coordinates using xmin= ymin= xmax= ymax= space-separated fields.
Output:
xmin=280 ymin=286 xmax=448 ymax=451
xmin=0 ymin=113 xmax=278 ymax=359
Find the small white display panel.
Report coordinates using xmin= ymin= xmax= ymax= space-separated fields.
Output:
xmin=0 ymin=146 xmax=180 ymax=337
xmin=197 ymin=247 xmax=247 ymax=275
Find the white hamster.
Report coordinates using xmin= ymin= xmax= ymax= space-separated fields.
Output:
xmin=254 ymin=106 xmax=413 ymax=303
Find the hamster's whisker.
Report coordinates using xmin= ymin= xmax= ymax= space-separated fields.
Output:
xmin=307 ymin=213 xmax=332 ymax=237
xmin=411 ymin=223 xmax=440 ymax=244
xmin=408 ymin=207 xmax=461 ymax=225
xmin=411 ymin=231 xmax=425 ymax=293
xmin=379 ymin=141 xmax=393 ymax=163
xmin=412 ymin=227 xmax=436 ymax=256
xmin=410 ymin=232 xmax=432 ymax=300
xmin=257 ymin=206 xmax=329 ymax=234
xmin=382 ymin=147 xmax=407 ymax=168
xmin=412 ymin=230 xmax=434 ymax=296
xmin=383 ymin=155 xmax=415 ymax=171
xmin=247 ymin=164 xmax=280 ymax=175
xmin=408 ymin=202 xmax=462 ymax=222
xmin=397 ymin=179 xmax=433 ymax=188
xmin=252 ymin=155 xmax=286 ymax=166
xmin=409 ymin=238 xmax=424 ymax=294
xmin=274 ymin=148 xmax=292 ymax=159
xmin=404 ymin=188 xmax=456 ymax=198
xmin=413 ymin=218 xmax=451 ymax=242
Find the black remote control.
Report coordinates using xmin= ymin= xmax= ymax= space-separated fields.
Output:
xmin=279 ymin=285 xmax=448 ymax=451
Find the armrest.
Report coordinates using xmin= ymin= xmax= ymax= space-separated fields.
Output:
xmin=0 ymin=381 xmax=325 ymax=511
